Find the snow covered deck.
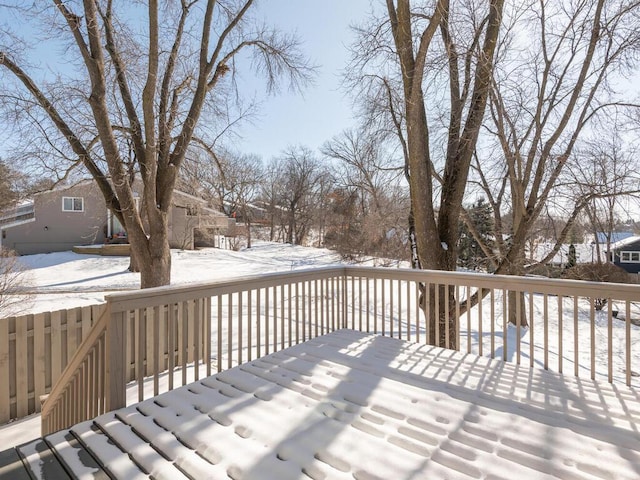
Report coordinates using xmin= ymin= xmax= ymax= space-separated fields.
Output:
xmin=3 ymin=329 xmax=639 ymax=479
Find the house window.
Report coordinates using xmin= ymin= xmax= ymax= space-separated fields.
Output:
xmin=186 ymin=204 xmax=199 ymax=216
xmin=62 ymin=197 xmax=84 ymax=212
xmin=620 ymin=251 xmax=640 ymax=263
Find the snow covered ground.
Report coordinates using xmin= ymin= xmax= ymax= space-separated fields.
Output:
xmin=1 ymin=242 xmax=638 ymax=451
xmin=6 ymin=242 xmax=346 ymax=316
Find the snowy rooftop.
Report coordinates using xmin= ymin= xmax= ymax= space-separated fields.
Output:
xmin=9 ymin=329 xmax=640 ymax=479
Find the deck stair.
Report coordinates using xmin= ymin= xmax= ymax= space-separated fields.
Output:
xmin=3 ymin=415 xmax=142 ymax=480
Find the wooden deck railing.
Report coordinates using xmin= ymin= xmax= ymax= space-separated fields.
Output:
xmin=41 ymin=266 xmax=640 ymax=435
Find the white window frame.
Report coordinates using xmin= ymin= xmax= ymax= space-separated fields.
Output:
xmin=620 ymin=251 xmax=640 ymax=263
xmin=62 ymin=196 xmax=84 ymax=212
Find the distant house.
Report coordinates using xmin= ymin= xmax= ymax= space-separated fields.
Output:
xmin=608 ymin=235 xmax=640 ymax=274
xmin=0 ymin=180 xmax=235 ymax=255
xmin=593 ymin=231 xmax=635 ymax=244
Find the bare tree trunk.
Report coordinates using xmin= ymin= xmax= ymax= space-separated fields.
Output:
xmin=246 ymin=221 xmax=252 ymax=248
xmin=504 ymin=211 xmax=529 ymax=327
xmin=507 ymin=291 xmax=528 ymax=328
xmin=383 ymin=0 xmax=503 ymax=349
xmin=269 ymin=214 xmax=275 ymax=242
xmin=140 ymin=238 xmax=171 ymax=288
xmin=125 ymin=213 xmax=172 ymax=288
xmin=287 ymin=206 xmax=295 ymax=244
xmin=421 ymin=284 xmax=457 ymax=349
xmin=128 ymin=249 xmax=140 ymax=273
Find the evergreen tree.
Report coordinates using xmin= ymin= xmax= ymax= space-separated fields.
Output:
xmin=458 ymin=198 xmax=494 ymax=270
xmin=566 ymin=244 xmax=577 ymax=269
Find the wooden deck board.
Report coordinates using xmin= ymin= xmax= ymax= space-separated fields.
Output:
xmin=70 ymin=421 xmax=148 ymax=480
xmin=93 ymin=412 xmax=182 ymax=478
xmin=46 ymin=430 xmax=109 ymax=480
xmin=16 ymin=439 xmax=71 ymax=479
xmin=4 ymin=330 xmax=640 ymax=479
xmin=0 ymin=447 xmax=31 ymax=480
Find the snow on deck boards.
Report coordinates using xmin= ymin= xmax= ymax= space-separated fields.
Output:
xmin=6 ymin=329 xmax=640 ymax=479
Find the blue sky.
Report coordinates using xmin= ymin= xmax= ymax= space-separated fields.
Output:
xmin=0 ymin=0 xmax=374 ymax=164
xmin=236 ymin=0 xmax=374 ymax=161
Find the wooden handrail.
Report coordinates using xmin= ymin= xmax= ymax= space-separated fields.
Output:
xmin=343 ymin=265 xmax=640 ymax=300
xmin=104 ymin=265 xmax=640 ymax=313
xmin=41 ymin=305 xmax=110 ymax=433
xmin=105 ymin=266 xmax=347 ymax=312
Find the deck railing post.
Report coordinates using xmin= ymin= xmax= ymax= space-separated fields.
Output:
xmin=105 ymin=305 xmax=127 ymax=412
xmin=341 ymin=268 xmax=348 ymax=329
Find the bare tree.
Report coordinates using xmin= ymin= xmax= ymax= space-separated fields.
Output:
xmin=259 ymin=160 xmax=286 ymax=243
xmin=0 ymin=160 xmax=23 ymax=212
xmin=322 ymin=128 xmax=408 ymax=261
xmin=277 ymin=146 xmax=325 ymax=246
xmin=471 ymin=0 xmax=640 ymax=324
xmin=182 ymin=149 xmax=264 ymax=248
xmin=0 ymin=1 xmax=311 ymax=287
xmin=0 ymin=248 xmax=30 ymax=316
xmin=312 ymin=169 xmax=337 ymax=248
xmin=349 ymin=0 xmax=504 ymax=348
xmin=569 ymin=136 xmax=640 ymax=263
xmin=257 ymin=147 xmax=328 ymax=246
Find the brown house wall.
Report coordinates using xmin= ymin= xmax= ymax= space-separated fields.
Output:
xmin=168 ymin=204 xmax=199 ymax=250
xmin=3 ymin=182 xmax=233 ymax=255
xmin=4 ymin=183 xmax=108 ymax=255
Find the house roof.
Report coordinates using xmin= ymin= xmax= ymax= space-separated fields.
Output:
xmin=610 ymin=235 xmax=640 ymax=250
xmin=19 ymin=178 xmax=228 ymax=217
xmin=29 ymin=178 xmax=95 ymax=197
xmin=595 ymin=231 xmax=635 ymax=244
xmin=0 ymin=202 xmax=34 ymax=228
xmin=12 ymin=329 xmax=640 ymax=479
xmin=173 ymin=190 xmax=227 ymax=217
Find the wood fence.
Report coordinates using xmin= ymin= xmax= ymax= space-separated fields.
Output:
xmin=0 ymin=304 xmax=105 ymax=424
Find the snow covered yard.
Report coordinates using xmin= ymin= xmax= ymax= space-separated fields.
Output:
xmin=6 ymin=243 xmax=346 ymax=315
xmin=0 ymin=243 xmax=347 ymax=447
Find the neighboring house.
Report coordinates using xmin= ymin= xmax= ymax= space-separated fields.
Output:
xmin=0 ymin=201 xmax=36 ymax=248
xmin=526 ymin=232 xmax=640 ymax=269
xmin=608 ymin=235 xmax=640 ymax=274
xmin=171 ymin=189 xmax=236 ymax=250
xmin=0 ymin=180 xmax=235 ymax=255
xmin=593 ymin=231 xmax=634 ymax=244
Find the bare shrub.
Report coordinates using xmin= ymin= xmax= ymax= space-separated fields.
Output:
xmin=0 ymin=248 xmax=30 ymax=316
xmin=562 ymin=262 xmax=631 ymax=310
xmin=562 ymin=262 xmax=631 ymax=284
